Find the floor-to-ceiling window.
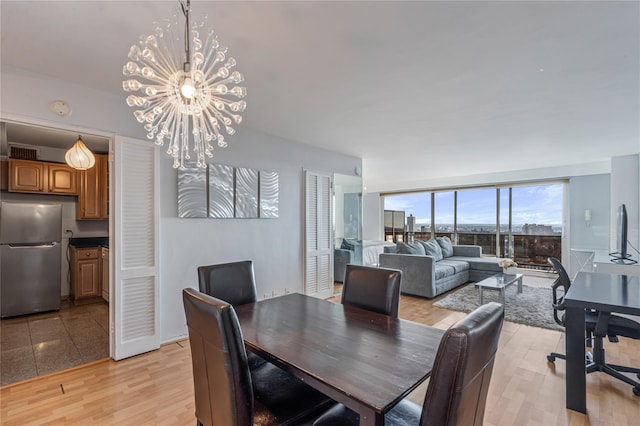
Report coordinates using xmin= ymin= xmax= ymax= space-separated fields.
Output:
xmin=434 ymin=191 xmax=455 ymax=241
xmin=383 ymin=181 xmax=565 ymax=270
xmin=457 ymin=188 xmax=497 ymax=255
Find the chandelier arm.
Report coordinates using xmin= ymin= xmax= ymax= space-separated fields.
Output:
xmin=182 ymin=0 xmax=191 ymax=72
xmin=142 ymin=40 xmax=180 ymax=80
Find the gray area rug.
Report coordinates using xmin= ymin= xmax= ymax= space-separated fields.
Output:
xmin=433 ymin=283 xmax=563 ymax=331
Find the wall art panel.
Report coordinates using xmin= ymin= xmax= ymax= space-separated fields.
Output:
xmin=208 ymin=163 xmax=235 ymax=218
xmin=235 ymin=167 xmax=258 ymax=218
xmin=260 ymin=171 xmax=279 ymax=218
xmin=177 ymin=168 xmax=207 ymax=218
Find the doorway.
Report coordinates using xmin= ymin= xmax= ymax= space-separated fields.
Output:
xmin=0 ymin=121 xmax=111 ymax=385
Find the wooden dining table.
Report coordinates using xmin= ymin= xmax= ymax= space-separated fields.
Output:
xmin=235 ymin=293 xmax=446 ymax=426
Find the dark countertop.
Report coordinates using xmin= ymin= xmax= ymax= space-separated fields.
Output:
xmin=69 ymin=237 xmax=109 ymax=248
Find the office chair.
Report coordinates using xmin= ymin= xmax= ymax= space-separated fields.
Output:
xmin=341 ymin=264 xmax=402 ymax=317
xmin=183 ymin=288 xmax=333 ymax=426
xmin=313 ymin=302 xmax=505 ymax=426
xmin=547 ymin=258 xmax=640 ymax=396
xmin=585 ymin=282 xmax=640 ymax=396
xmin=546 ymin=257 xmax=599 ymax=363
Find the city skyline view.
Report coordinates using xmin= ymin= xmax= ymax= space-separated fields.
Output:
xmin=384 ymin=183 xmax=563 ymax=228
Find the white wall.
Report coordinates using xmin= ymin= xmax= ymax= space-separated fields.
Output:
xmin=569 ymin=174 xmax=611 ymax=251
xmin=1 ymin=65 xmax=362 ymax=343
xmin=362 ymin=192 xmax=383 ymax=240
xmin=159 ymin=129 xmax=360 ymax=341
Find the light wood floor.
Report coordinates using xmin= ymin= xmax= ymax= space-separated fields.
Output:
xmin=2 ymin=288 xmax=639 ymax=425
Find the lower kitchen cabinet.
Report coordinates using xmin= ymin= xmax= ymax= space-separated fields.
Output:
xmin=70 ymin=246 xmax=103 ymax=304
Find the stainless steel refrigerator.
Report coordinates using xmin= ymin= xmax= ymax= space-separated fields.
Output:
xmin=0 ymin=202 xmax=62 ymax=318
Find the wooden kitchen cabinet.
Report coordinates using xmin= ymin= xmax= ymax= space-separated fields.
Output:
xmin=8 ymin=158 xmax=77 ymax=195
xmin=77 ymin=154 xmax=108 ymax=219
xmin=48 ymin=163 xmax=78 ymax=194
xmin=70 ymin=246 xmax=103 ymax=304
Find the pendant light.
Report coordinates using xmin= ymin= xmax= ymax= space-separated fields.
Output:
xmin=65 ymin=135 xmax=96 ymax=170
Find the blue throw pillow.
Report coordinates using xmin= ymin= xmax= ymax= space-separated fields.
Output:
xmin=436 ymin=236 xmax=454 ymax=258
xmin=418 ymin=239 xmax=443 ymax=261
xmin=396 ymin=241 xmax=426 ymax=255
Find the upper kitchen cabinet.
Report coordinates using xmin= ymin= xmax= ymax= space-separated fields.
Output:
xmin=8 ymin=158 xmax=77 ymax=195
xmin=77 ymin=154 xmax=108 ymax=219
xmin=48 ymin=163 xmax=78 ymax=194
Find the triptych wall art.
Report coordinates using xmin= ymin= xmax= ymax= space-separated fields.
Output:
xmin=178 ymin=163 xmax=279 ymax=219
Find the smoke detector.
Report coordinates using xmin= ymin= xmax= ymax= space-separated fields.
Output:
xmin=50 ymin=100 xmax=72 ymax=117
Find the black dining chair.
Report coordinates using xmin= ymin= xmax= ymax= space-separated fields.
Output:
xmin=313 ymin=302 xmax=505 ymax=426
xmin=197 ymin=260 xmax=258 ymax=307
xmin=197 ymin=260 xmax=266 ymax=370
xmin=183 ymin=288 xmax=333 ymax=426
xmin=547 ymin=257 xmax=640 ymax=396
xmin=341 ymin=264 xmax=402 ymax=318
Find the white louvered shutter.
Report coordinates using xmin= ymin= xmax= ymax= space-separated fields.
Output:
xmin=113 ymin=136 xmax=160 ymax=360
xmin=304 ymin=171 xmax=334 ymax=298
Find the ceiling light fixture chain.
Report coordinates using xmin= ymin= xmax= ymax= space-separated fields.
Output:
xmin=123 ymin=0 xmax=247 ymax=169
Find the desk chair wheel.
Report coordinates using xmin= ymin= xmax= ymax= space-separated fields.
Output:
xmin=547 ymin=352 xmax=592 ymax=364
xmin=634 ymin=386 xmax=640 ymax=397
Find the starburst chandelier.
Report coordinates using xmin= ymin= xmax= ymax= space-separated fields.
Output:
xmin=123 ymin=0 xmax=247 ymax=169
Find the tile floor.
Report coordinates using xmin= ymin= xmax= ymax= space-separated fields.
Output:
xmin=0 ymin=300 xmax=109 ymax=386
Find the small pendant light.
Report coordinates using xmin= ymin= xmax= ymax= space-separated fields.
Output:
xmin=65 ymin=135 xmax=95 ymax=170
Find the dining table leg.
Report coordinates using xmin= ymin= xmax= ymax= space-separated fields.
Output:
xmin=359 ymin=409 xmax=384 ymax=425
xmin=565 ymin=305 xmax=587 ymax=413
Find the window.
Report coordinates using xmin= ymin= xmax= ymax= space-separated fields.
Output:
xmin=382 ymin=181 xmax=564 ymax=269
xmin=434 ymin=192 xmax=454 ymax=241
xmin=457 ymin=188 xmax=496 ymax=255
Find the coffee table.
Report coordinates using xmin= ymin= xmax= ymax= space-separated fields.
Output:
xmin=476 ymin=273 xmax=523 ymax=304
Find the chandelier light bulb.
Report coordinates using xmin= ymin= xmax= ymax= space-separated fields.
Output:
xmin=181 ymin=76 xmax=196 ymax=99
xmin=122 ymin=0 xmax=247 ymax=170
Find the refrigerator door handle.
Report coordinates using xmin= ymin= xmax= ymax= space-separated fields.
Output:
xmin=6 ymin=243 xmax=59 ymax=248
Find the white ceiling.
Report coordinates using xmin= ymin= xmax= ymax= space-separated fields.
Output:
xmin=1 ymin=1 xmax=638 ymax=191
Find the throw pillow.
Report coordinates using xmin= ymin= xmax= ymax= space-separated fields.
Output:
xmin=418 ymin=239 xmax=443 ymax=261
xmin=396 ymin=241 xmax=426 ymax=255
xmin=436 ymin=236 xmax=454 ymax=258
xmin=341 ymin=239 xmax=356 ymax=251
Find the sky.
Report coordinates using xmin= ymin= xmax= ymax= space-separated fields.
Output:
xmin=384 ymin=183 xmax=563 ymax=225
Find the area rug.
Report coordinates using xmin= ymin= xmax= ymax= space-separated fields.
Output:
xmin=433 ymin=283 xmax=563 ymax=331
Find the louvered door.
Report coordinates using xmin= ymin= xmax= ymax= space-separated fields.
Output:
xmin=304 ymin=171 xmax=334 ymax=299
xmin=113 ymin=136 xmax=160 ymax=360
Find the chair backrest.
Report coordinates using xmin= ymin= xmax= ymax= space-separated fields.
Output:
xmin=422 ymin=302 xmax=504 ymax=426
xmin=197 ymin=260 xmax=258 ymax=306
xmin=341 ymin=264 xmax=402 ymax=318
xmin=547 ymin=257 xmax=571 ymax=326
xmin=182 ymin=288 xmax=253 ymax=426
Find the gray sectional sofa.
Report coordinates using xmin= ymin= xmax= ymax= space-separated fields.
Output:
xmin=378 ymin=237 xmax=503 ymax=299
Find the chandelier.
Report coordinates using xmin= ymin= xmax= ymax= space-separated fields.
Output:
xmin=123 ymin=0 xmax=247 ymax=169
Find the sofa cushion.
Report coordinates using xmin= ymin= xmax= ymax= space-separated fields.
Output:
xmin=448 ymin=256 xmax=502 ymax=272
xmin=435 ymin=263 xmax=456 ymax=280
xmin=438 ymin=259 xmax=470 ymax=274
xmin=396 ymin=241 xmax=426 ymax=255
xmin=436 ymin=236 xmax=454 ymax=258
xmin=418 ymin=239 xmax=443 ymax=261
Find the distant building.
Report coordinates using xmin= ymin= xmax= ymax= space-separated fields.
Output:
xmin=521 ymin=223 xmax=555 ymax=235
